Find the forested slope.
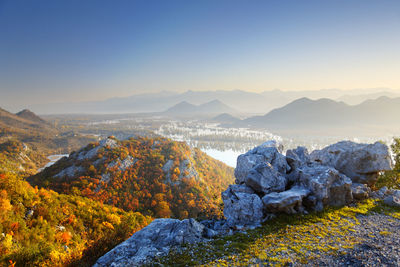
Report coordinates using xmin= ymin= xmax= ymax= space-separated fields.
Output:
xmin=30 ymin=136 xmax=235 ymax=219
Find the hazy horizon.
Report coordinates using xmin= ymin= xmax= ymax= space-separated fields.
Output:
xmin=3 ymin=87 xmax=400 ymax=114
xmin=1 ymin=0 xmax=400 ymax=111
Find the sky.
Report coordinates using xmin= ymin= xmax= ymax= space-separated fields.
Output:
xmin=0 ymin=0 xmax=400 ymax=109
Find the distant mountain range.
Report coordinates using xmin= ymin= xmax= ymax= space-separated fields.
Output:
xmin=239 ymin=96 xmax=400 ymax=131
xmin=26 ymin=88 xmax=400 ymax=115
xmin=164 ymin=100 xmax=237 ymax=117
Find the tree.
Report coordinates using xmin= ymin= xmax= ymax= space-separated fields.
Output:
xmin=377 ymin=138 xmax=400 ymax=189
xmin=154 ymin=201 xmax=172 ymax=218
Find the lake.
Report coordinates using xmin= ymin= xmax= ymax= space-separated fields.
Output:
xmin=38 ymin=154 xmax=69 ymax=172
xmin=201 ymin=148 xmax=242 ymax=168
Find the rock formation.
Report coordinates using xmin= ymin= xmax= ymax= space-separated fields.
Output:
xmin=223 ymin=140 xmax=392 ymax=227
xmin=310 ymin=141 xmax=392 ymax=186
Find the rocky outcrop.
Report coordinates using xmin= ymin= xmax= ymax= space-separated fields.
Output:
xmin=54 ymin=165 xmax=84 ymax=179
xmin=235 ymin=140 xmax=289 ymax=184
xmin=221 ymin=184 xmax=263 ymax=228
xmin=162 ymin=157 xmax=200 ymax=184
xmin=77 ymin=137 xmax=117 ymax=161
xmin=262 ymin=186 xmax=309 ymax=214
xmin=245 ymin=162 xmax=287 ymax=194
xmin=310 ymin=141 xmax=392 ymax=186
xmin=298 ymin=164 xmax=353 ymax=211
xmin=223 ymin=140 xmax=392 ymax=227
xmin=94 ymin=218 xmax=207 ymax=266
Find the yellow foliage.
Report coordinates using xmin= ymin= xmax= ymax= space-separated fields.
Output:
xmin=106 ymin=214 xmax=121 ymax=225
xmin=173 ymin=167 xmax=180 ymax=175
xmin=1 ymin=234 xmax=13 ymax=253
xmin=102 ymin=221 xmax=115 ymax=230
xmin=0 ymin=190 xmax=12 ymax=214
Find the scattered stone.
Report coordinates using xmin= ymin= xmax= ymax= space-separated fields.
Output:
xmin=351 ymin=183 xmax=370 ymax=200
xmin=200 ymin=219 xmax=231 ymax=237
xmin=391 ymin=189 xmax=400 ymax=198
xmin=370 ymin=186 xmax=389 ymax=199
xmin=384 ymin=195 xmax=400 ymax=208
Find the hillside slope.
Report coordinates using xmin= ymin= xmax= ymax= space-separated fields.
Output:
xmin=0 ymin=172 xmax=151 ymax=267
xmin=0 ymin=140 xmax=48 ymax=176
xmin=30 ymin=136 xmax=234 ymax=219
xmin=0 ymin=107 xmax=96 ymax=173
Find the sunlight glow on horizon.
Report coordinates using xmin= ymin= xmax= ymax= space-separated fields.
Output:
xmin=0 ymin=0 xmax=399 ymax=108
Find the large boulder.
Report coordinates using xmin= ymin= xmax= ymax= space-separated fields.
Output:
xmin=262 ymin=186 xmax=309 ymax=214
xmin=93 ymin=218 xmax=206 ymax=266
xmin=235 ymin=141 xmax=289 ymax=184
xmin=310 ymin=141 xmax=392 ymax=186
xmin=245 ymin=162 xmax=287 ymax=194
xmin=286 ymin=146 xmax=310 ymax=182
xmin=221 ymin=184 xmax=264 ymax=228
xmin=298 ymin=164 xmax=353 ymax=211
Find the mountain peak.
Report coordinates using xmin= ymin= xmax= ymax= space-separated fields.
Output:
xmin=165 ymin=99 xmax=236 ymax=117
xmin=16 ymin=109 xmax=47 ymax=124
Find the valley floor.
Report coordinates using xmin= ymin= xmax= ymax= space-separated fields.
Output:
xmin=157 ymin=199 xmax=400 ymax=266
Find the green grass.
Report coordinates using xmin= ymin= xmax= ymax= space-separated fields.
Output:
xmin=154 ymin=199 xmax=400 ymax=266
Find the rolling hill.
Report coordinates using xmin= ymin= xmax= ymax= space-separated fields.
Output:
xmin=0 ymin=107 xmax=55 ymax=134
xmin=0 ymin=107 xmax=96 ymax=173
xmin=29 ymin=136 xmax=235 ymax=219
xmin=211 ymin=113 xmax=241 ymax=124
xmin=165 ymin=100 xmax=237 ymax=117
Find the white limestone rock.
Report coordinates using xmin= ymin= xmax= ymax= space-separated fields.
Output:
xmin=93 ymin=218 xmax=206 ymax=267
xmin=310 ymin=141 xmax=392 ymax=186
xmin=245 ymin=162 xmax=287 ymax=194
xmin=298 ymin=163 xmax=353 ymax=211
xmin=235 ymin=141 xmax=289 ymax=184
xmin=222 ymin=184 xmax=263 ymax=228
xmin=262 ymin=186 xmax=310 ymax=214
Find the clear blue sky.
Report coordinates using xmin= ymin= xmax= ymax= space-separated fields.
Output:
xmin=0 ymin=0 xmax=399 ymax=108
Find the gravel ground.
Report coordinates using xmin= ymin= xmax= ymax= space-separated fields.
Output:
xmin=303 ymin=213 xmax=400 ymax=267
